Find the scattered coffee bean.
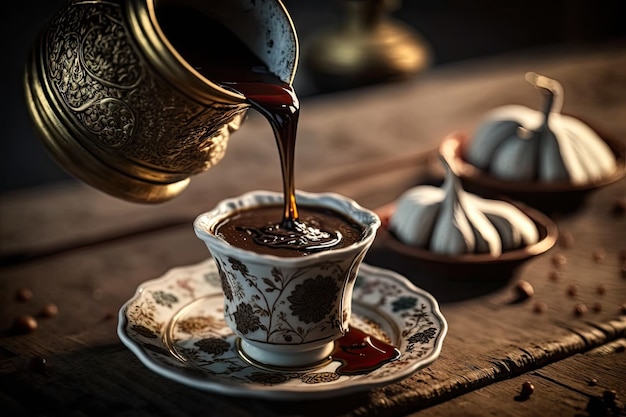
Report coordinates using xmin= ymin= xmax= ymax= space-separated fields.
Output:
xmin=39 ymin=303 xmax=58 ymax=318
xmin=15 ymin=288 xmax=33 ymax=302
xmin=12 ymin=315 xmax=38 ymax=334
xmin=619 ymin=249 xmax=626 ymax=262
xmin=621 ymin=304 xmax=626 ymax=315
xmin=596 ymin=284 xmax=607 ymax=296
xmin=533 ymin=301 xmax=548 ymax=314
xmin=574 ymin=303 xmax=588 ymax=316
xmin=29 ymin=357 xmax=47 ymax=373
xmin=559 ymin=232 xmax=574 ymax=249
xmin=567 ymin=284 xmax=580 ymax=297
xmin=588 ymin=378 xmax=598 ymax=386
xmin=592 ymin=302 xmax=603 ymax=313
xmin=520 ymin=381 xmax=534 ymax=398
xmin=551 ymin=253 xmax=567 ymax=268
xmin=621 ymin=264 xmax=626 ymax=279
xmin=592 ymin=249 xmax=606 ymax=263
xmin=514 ymin=280 xmax=534 ymax=302
xmin=548 ymin=270 xmax=560 ymax=282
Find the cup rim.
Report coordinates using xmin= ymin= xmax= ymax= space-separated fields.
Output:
xmin=193 ymin=190 xmax=381 ymax=263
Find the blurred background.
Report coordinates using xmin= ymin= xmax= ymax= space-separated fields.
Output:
xmin=2 ymin=0 xmax=624 ymax=193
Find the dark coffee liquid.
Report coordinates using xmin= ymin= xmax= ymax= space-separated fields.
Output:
xmin=215 ymin=204 xmax=364 ymax=257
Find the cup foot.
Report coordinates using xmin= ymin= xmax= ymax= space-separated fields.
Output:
xmin=237 ymin=338 xmax=335 ymax=371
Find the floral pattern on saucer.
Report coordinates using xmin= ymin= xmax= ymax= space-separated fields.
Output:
xmin=118 ymin=260 xmax=447 ymax=399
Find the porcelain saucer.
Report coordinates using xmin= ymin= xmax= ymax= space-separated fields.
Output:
xmin=117 ymin=260 xmax=447 ymax=400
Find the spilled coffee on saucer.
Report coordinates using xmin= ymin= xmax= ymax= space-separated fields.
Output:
xmin=158 ymin=4 xmax=398 ymax=373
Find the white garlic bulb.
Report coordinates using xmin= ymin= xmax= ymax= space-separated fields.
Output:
xmin=389 ymin=155 xmax=539 ymax=256
xmin=464 ymin=72 xmax=616 ymax=185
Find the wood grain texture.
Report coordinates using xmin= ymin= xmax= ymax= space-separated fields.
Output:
xmin=403 ymin=339 xmax=626 ymax=417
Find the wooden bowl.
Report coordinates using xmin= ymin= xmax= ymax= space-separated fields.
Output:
xmin=375 ymin=201 xmax=558 ymax=281
xmin=440 ymin=131 xmax=626 ymax=215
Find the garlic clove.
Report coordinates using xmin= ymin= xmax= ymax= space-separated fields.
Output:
xmin=460 ymin=193 xmax=503 ymax=256
xmin=548 ymin=117 xmax=597 ymax=185
xmin=489 ymin=130 xmax=539 ymax=181
xmin=484 ymin=214 xmax=523 ymax=250
xmin=467 ymin=194 xmax=539 ymax=250
xmin=466 ymin=119 xmax=520 ymax=170
xmin=537 ymin=128 xmax=569 ymax=182
xmin=389 ymin=186 xmax=443 ymax=247
xmin=429 ymin=191 xmax=475 ymax=255
xmin=429 ymin=159 xmax=474 ymax=255
xmin=556 ymin=115 xmax=617 ymax=183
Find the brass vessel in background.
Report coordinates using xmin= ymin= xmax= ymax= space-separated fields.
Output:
xmin=305 ymin=0 xmax=431 ymax=92
xmin=24 ymin=0 xmax=298 ymax=203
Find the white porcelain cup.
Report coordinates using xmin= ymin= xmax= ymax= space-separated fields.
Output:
xmin=193 ymin=190 xmax=380 ymax=369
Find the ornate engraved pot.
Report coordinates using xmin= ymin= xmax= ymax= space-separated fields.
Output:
xmin=25 ymin=0 xmax=298 ymax=203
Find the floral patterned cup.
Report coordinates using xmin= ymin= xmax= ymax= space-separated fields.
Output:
xmin=193 ymin=190 xmax=380 ymax=369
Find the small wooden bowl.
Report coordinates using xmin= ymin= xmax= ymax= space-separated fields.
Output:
xmin=376 ymin=201 xmax=558 ymax=281
xmin=441 ymin=131 xmax=626 ymax=215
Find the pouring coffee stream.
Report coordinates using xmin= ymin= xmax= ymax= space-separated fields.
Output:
xmin=157 ymin=4 xmax=345 ymax=251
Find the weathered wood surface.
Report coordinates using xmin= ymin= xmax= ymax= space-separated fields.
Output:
xmin=406 ymin=339 xmax=626 ymax=417
xmin=1 ymin=45 xmax=625 ymax=417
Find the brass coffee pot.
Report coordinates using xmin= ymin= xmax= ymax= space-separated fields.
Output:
xmin=24 ymin=0 xmax=298 ymax=203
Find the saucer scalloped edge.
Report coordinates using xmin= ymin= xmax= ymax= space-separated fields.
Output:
xmin=117 ymin=260 xmax=448 ymax=400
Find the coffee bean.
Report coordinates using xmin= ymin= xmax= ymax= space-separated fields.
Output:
xmin=567 ymin=284 xmax=580 ymax=297
xmin=574 ymin=303 xmax=588 ymax=316
xmin=39 ymin=303 xmax=58 ymax=318
xmin=551 ymin=253 xmax=567 ymax=268
xmin=533 ymin=301 xmax=548 ymax=314
xmin=621 ymin=304 xmax=626 ymax=315
xmin=621 ymin=264 xmax=626 ymax=279
xmin=619 ymin=249 xmax=626 ymax=262
xmin=103 ymin=311 xmax=115 ymax=321
xmin=12 ymin=315 xmax=38 ymax=334
xmin=15 ymin=288 xmax=33 ymax=302
xmin=514 ymin=280 xmax=534 ymax=301
xmin=592 ymin=302 xmax=603 ymax=313
xmin=520 ymin=381 xmax=534 ymax=397
xmin=596 ymin=284 xmax=607 ymax=296
xmin=588 ymin=378 xmax=598 ymax=386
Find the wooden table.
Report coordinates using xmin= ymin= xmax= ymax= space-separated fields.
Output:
xmin=1 ymin=44 xmax=625 ymax=417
